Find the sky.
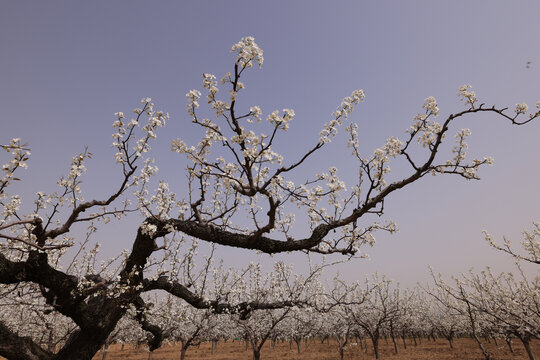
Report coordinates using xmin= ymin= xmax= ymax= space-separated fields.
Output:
xmin=1 ymin=1 xmax=539 ymax=288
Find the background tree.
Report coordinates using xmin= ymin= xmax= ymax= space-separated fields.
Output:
xmin=346 ymin=275 xmax=401 ymax=359
xmin=150 ymin=295 xmax=213 ymax=360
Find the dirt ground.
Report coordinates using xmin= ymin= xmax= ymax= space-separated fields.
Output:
xmin=92 ymin=338 xmax=539 ymax=360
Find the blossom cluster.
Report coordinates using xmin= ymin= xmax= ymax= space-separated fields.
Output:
xmin=231 ymin=36 xmax=264 ymax=69
xmin=266 ymin=108 xmax=295 ymax=131
xmin=457 ymin=84 xmax=477 ymax=108
xmin=320 ymin=89 xmax=365 ymax=144
xmin=112 ymin=98 xmax=168 ymax=164
xmin=1 ymin=138 xmax=30 ymax=199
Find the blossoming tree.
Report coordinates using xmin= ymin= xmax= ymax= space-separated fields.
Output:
xmin=0 ymin=36 xmax=539 ymax=360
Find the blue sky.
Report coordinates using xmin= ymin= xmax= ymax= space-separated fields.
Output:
xmin=1 ymin=1 xmax=539 ymax=286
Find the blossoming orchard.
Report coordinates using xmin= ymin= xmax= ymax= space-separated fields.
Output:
xmin=0 ymin=37 xmax=539 ymax=360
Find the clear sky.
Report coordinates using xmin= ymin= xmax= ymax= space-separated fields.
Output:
xmin=1 ymin=1 xmax=539 ymax=287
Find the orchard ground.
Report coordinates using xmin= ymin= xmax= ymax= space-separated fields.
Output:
xmin=89 ymin=338 xmax=539 ymax=360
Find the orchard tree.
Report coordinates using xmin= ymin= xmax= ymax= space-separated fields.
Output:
xmin=346 ymin=275 xmax=402 ymax=359
xmin=391 ymin=288 xmax=427 ymax=350
xmin=228 ymin=261 xmax=325 ymax=360
xmin=279 ymin=306 xmax=319 ymax=354
xmin=320 ymin=277 xmax=366 ymax=360
xmin=148 ymin=295 xmax=214 ymax=360
xmin=422 ymin=282 xmax=468 ymax=349
xmin=431 ymin=267 xmax=539 ymax=360
xmin=1 ymin=36 xmax=539 ymax=360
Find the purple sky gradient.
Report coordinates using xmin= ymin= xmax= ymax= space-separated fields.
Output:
xmin=1 ymin=1 xmax=539 ymax=287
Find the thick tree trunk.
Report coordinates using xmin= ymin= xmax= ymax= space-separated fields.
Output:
xmin=53 ymin=328 xmax=114 ymax=360
xmin=295 ymin=338 xmax=301 ymax=354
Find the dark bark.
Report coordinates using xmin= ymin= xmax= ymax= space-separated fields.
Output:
xmin=505 ymin=337 xmax=514 ymax=353
xmin=371 ymin=335 xmax=380 ymax=360
xmin=320 ymin=335 xmax=329 ymax=344
xmin=518 ymin=335 xmax=536 ymax=360
xmin=0 ymin=320 xmax=52 ymax=360
xmin=391 ymin=333 xmax=398 ymax=354
xmin=390 ymin=322 xmax=398 ymax=354
xmin=443 ymin=330 xmax=455 ymax=349
xmin=471 ymin=331 xmax=491 ymax=360
xmin=100 ymin=344 xmax=109 ymax=360
xmin=53 ymin=321 xmax=122 ymax=360
xmin=179 ymin=345 xmax=187 ymax=360
xmin=177 ymin=328 xmax=203 ymax=360
xmin=336 ymin=334 xmax=348 ymax=360
xmin=295 ymin=337 xmax=302 ymax=354
xmin=0 ymin=228 xmax=159 ymax=360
